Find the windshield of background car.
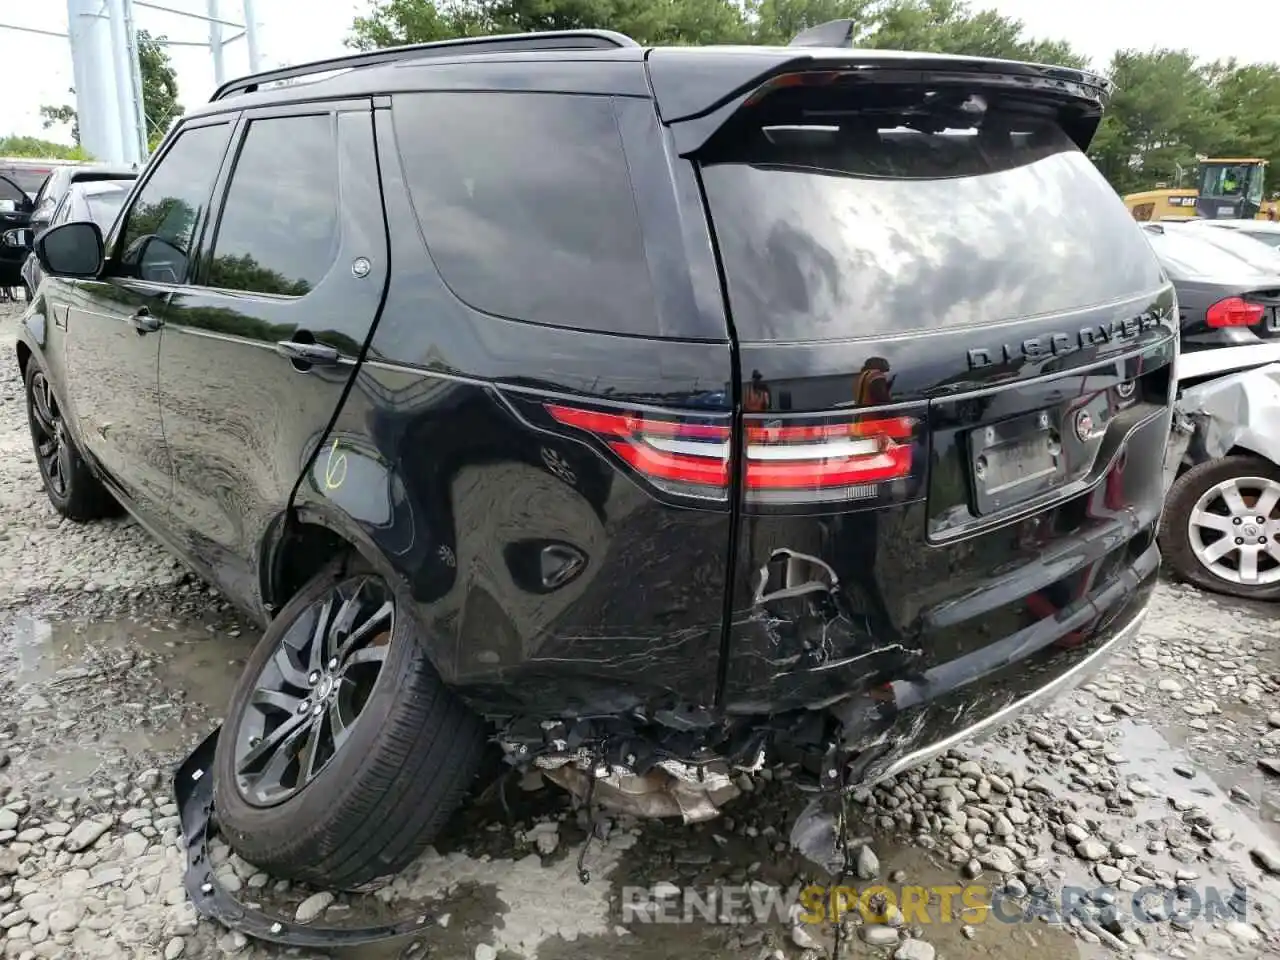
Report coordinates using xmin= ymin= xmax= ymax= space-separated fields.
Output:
xmin=697 ymin=88 xmax=1165 ymax=342
xmin=1143 ymin=227 xmax=1274 ymax=280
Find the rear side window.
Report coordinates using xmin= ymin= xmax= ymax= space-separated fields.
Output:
xmin=206 ymin=114 xmax=340 ymax=297
xmin=698 ymin=87 xmax=1166 ymax=342
xmin=392 ymin=92 xmax=657 ymax=335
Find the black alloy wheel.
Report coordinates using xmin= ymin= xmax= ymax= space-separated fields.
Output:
xmin=233 ymin=575 xmax=395 ymax=806
xmin=213 ymin=557 xmax=486 ymax=888
xmin=28 ymin=369 xmax=70 ymax=499
xmin=24 ymin=362 xmax=117 ymax=521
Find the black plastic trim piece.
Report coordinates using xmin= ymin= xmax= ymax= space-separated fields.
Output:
xmin=175 ymin=728 xmax=432 ymax=948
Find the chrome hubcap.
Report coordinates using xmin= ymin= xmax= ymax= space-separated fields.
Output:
xmin=1187 ymin=476 xmax=1280 ymax=586
xmin=233 ymin=576 xmax=395 ymax=806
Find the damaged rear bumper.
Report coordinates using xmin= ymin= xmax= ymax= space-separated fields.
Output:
xmin=858 ymin=586 xmax=1150 ymax=787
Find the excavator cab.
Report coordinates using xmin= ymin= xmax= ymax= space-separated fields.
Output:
xmin=1196 ymin=159 xmax=1267 ymax=220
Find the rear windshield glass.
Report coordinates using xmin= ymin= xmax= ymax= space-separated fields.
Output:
xmin=698 ymin=88 xmax=1165 ymax=342
xmin=1190 ymin=225 xmax=1280 ymax=266
xmin=84 ymin=188 xmax=129 ymax=230
xmin=1242 ymin=231 xmax=1280 ymax=249
xmin=1143 ymin=226 xmax=1273 ymax=280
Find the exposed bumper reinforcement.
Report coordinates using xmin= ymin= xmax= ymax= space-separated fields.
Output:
xmin=862 ymin=598 xmax=1150 ymax=787
xmin=174 ymin=728 xmax=434 ymax=949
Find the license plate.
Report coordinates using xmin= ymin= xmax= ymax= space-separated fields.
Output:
xmin=1267 ymin=307 xmax=1280 ymax=333
xmin=970 ymin=411 xmax=1065 ymax=514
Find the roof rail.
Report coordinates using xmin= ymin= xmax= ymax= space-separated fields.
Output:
xmin=210 ymin=29 xmax=639 ymax=101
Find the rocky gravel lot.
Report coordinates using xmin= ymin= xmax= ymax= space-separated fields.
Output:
xmin=1 ymin=300 xmax=1279 ymax=959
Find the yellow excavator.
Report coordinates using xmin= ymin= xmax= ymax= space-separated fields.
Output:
xmin=1123 ymin=158 xmax=1279 ymax=222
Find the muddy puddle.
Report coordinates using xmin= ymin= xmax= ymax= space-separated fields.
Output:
xmin=2 ymin=612 xmax=257 ymax=794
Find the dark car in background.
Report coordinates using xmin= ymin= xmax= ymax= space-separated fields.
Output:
xmin=16 ymin=25 xmax=1177 ymax=891
xmin=0 ymin=159 xmax=76 ymax=201
xmin=2 ymin=165 xmax=139 ymax=300
xmin=18 ymin=179 xmax=134 ymax=297
xmin=0 ymin=173 xmax=36 ymax=293
xmin=1141 ymin=221 xmax=1280 ymax=350
xmin=26 ymin=163 xmax=138 ymax=235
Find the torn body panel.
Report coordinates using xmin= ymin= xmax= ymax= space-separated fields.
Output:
xmin=1174 ymin=362 xmax=1280 ymax=468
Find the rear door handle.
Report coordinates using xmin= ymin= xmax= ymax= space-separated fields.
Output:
xmin=131 ymin=308 xmax=162 ymax=334
xmin=275 ymin=340 xmax=340 ymax=367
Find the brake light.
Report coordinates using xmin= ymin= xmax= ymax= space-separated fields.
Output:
xmin=545 ymin=404 xmax=731 ymax=501
xmin=1206 ymin=296 xmax=1265 ymax=328
xmin=744 ymin=415 xmax=918 ymax=504
xmin=544 ymin=404 xmax=920 ymax=507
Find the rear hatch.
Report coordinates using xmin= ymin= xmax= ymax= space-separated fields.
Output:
xmin=680 ymin=62 xmax=1177 ymax=753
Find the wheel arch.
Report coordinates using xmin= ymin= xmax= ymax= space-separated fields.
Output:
xmin=258 ymin=504 xmax=380 ymax=617
xmin=1224 ymin=441 xmax=1280 ymax=469
xmin=14 ymin=339 xmax=31 ymax=379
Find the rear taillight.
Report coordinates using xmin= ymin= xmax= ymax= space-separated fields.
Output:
xmin=1206 ymin=296 xmax=1265 ymax=328
xmin=744 ymin=414 xmax=919 ymax=505
xmin=545 ymin=404 xmax=731 ymax=501
xmin=544 ymin=402 xmax=921 ymax=507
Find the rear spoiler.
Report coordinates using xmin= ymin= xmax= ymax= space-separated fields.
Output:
xmin=788 ymin=18 xmax=861 ymax=47
xmin=648 ymin=30 xmax=1112 ymax=156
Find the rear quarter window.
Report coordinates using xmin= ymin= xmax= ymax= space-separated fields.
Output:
xmin=698 ymin=97 xmax=1166 ymax=343
xmin=391 ymin=92 xmax=659 ymax=337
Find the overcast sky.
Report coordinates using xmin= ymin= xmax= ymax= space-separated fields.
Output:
xmin=3 ymin=0 xmax=1279 ymax=143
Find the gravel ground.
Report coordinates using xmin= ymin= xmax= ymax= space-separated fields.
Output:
xmin=1 ymin=300 xmax=1279 ymax=960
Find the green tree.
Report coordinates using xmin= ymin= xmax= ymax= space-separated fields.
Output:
xmin=350 ymin=0 xmax=751 ymax=47
xmin=1086 ymin=50 xmax=1236 ymax=195
xmin=138 ymin=30 xmax=183 ymax=147
xmin=1207 ymin=61 xmax=1280 ymax=190
xmin=0 ymin=136 xmax=92 ymax=161
xmin=33 ymin=29 xmax=182 ymax=153
xmin=39 ymin=101 xmax=80 ymax=146
xmin=863 ymin=0 xmax=1088 ymax=67
xmin=346 ymin=0 xmax=1280 ymax=201
xmin=351 ymin=0 xmax=1086 ymax=61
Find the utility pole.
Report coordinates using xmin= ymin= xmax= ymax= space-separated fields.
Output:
xmin=67 ymin=0 xmax=125 ymax=163
xmin=243 ymin=0 xmax=260 ymax=72
xmin=123 ymin=0 xmax=150 ymax=155
xmin=105 ymin=0 xmax=145 ymax=164
xmin=208 ymin=0 xmax=224 ymax=88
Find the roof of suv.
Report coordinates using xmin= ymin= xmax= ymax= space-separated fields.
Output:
xmin=185 ymin=27 xmax=1111 ymax=132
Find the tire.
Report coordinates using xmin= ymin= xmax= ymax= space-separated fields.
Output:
xmin=24 ymin=360 xmax=118 ymax=521
xmin=213 ymin=555 xmax=487 ymax=888
xmin=1158 ymin=455 xmax=1280 ymax=601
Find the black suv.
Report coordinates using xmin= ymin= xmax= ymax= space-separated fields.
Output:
xmin=17 ymin=25 xmax=1177 ymax=889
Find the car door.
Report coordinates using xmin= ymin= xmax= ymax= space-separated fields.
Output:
xmin=160 ymin=102 xmax=388 ymax=613
xmin=61 ymin=118 xmax=235 ymax=527
xmin=0 ymin=174 xmax=33 ymax=287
